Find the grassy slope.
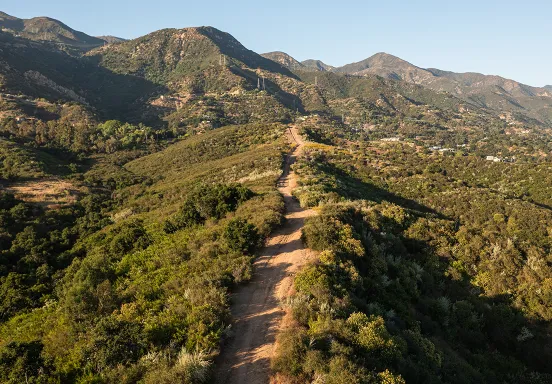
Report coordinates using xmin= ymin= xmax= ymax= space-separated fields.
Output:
xmin=0 ymin=122 xmax=288 ymax=383
xmin=272 ymin=122 xmax=552 ymax=383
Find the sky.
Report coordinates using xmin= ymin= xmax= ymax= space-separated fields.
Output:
xmin=4 ymin=0 xmax=551 ymax=86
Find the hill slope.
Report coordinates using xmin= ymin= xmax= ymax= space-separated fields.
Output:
xmin=335 ymin=52 xmax=552 ymax=124
xmin=335 ymin=52 xmax=432 ymax=82
xmin=96 ymin=35 xmax=126 ymax=44
xmin=0 ymin=12 xmax=551 ymax=384
xmin=89 ymin=27 xmax=295 ymax=86
xmin=301 ymin=59 xmax=335 ymax=71
xmin=0 ymin=31 xmax=160 ymax=118
xmin=261 ymin=51 xmax=305 ymax=71
xmin=0 ymin=11 xmax=104 ymax=50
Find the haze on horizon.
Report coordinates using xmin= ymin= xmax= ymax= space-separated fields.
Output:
xmin=3 ymin=0 xmax=550 ymax=87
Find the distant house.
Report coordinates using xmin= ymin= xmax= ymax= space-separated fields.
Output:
xmin=381 ymin=137 xmax=401 ymax=142
xmin=486 ymin=156 xmax=502 ymax=162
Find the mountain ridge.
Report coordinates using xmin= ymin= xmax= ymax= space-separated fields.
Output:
xmin=301 ymin=59 xmax=335 ymax=71
xmin=0 ymin=11 xmax=104 ymax=49
xmin=261 ymin=50 xmax=552 ymax=124
xmin=261 ymin=51 xmax=305 ymax=71
xmin=96 ymin=35 xmax=127 ymax=44
xmin=2 ymin=10 xmax=552 ymax=125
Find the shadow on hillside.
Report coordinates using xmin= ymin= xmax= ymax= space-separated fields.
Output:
xmin=315 ymin=160 xmax=449 ymax=219
xmin=340 ymin=188 xmax=552 ymax=381
xmin=83 ymin=55 xmax=169 ymax=125
xmin=403 ymin=238 xmax=552 ymax=377
xmin=228 ymin=66 xmax=305 ymax=114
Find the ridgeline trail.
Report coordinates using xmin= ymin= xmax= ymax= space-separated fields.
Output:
xmin=213 ymin=126 xmax=316 ymax=383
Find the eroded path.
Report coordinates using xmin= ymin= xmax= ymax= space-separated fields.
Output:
xmin=213 ymin=127 xmax=315 ymax=384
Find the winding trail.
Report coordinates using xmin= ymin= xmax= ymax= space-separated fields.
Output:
xmin=213 ymin=127 xmax=315 ymax=384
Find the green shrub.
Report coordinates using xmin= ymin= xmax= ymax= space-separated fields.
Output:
xmin=223 ymin=218 xmax=260 ymax=255
xmin=0 ymin=341 xmax=51 ymax=384
xmin=272 ymin=327 xmax=308 ymax=377
xmin=164 ymin=183 xmax=254 ymax=233
xmin=86 ymin=317 xmax=147 ymax=373
xmin=109 ymin=220 xmax=152 ymax=256
xmin=295 ymin=264 xmax=333 ymax=300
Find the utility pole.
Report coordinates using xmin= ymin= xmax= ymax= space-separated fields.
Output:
xmin=257 ymin=78 xmax=261 ymax=90
xmin=262 ymin=77 xmax=266 ymax=90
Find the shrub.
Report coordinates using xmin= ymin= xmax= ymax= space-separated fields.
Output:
xmin=109 ymin=220 xmax=152 ymax=256
xmin=0 ymin=341 xmax=51 ymax=384
xmin=353 ymin=315 xmax=404 ymax=364
xmin=325 ymin=355 xmax=369 ymax=384
xmin=164 ymin=184 xmax=254 ymax=233
xmin=174 ymin=348 xmax=211 ymax=383
xmin=86 ymin=318 xmax=147 ymax=372
xmin=193 ymin=184 xmax=253 ymax=220
xmin=223 ymin=218 xmax=261 ymax=255
xmin=378 ymin=369 xmax=406 ymax=384
xmin=272 ymin=327 xmax=308 ymax=377
xmin=295 ymin=264 xmax=333 ymax=300
xmin=302 ymin=214 xmax=364 ymax=258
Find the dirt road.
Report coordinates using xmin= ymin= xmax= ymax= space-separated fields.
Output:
xmin=213 ymin=127 xmax=315 ymax=384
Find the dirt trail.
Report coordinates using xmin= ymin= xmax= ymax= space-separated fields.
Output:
xmin=213 ymin=127 xmax=315 ymax=384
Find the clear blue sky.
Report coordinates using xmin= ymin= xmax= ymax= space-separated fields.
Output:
xmin=4 ymin=0 xmax=551 ymax=86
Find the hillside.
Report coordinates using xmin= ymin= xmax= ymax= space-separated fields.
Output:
xmin=84 ymin=27 xmax=307 ymax=127
xmin=96 ymin=35 xmax=126 ymax=44
xmin=261 ymin=51 xmax=305 ymax=71
xmin=335 ymin=52 xmax=433 ymax=82
xmin=261 ymin=50 xmax=552 ymax=125
xmin=0 ymin=26 xmax=299 ymax=127
xmin=0 ymin=12 xmax=551 ymax=384
xmin=261 ymin=54 xmax=335 ymax=72
xmin=89 ymin=27 xmax=295 ymax=84
xmin=335 ymin=52 xmax=552 ymax=124
xmin=0 ymin=31 xmax=161 ymax=119
xmin=301 ymin=59 xmax=335 ymax=71
xmin=0 ymin=11 xmax=104 ymax=50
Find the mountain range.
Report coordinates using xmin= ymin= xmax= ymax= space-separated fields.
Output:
xmin=1 ymin=10 xmax=551 ymax=127
xmin=261 ymin=51 xmax=336 ymax=72
xmin=1 ymin=10 xmax=552 ymax=384
xmin=261 ymin=51 xmax=552 ymax=124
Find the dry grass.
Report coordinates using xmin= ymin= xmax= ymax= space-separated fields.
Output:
xmin=3 ymin=178 xmax=84 ymax=208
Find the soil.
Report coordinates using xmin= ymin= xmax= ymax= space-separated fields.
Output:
xmin=212 ymin=127 xmax=315 ymax=384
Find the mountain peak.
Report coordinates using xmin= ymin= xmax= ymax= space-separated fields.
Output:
xmin=0 ymin=11 xmax=17 ymax=19
xmin=301 ymin=59 xmax=335 ymax=72
xmin=370 ymin=51 xmax=400 ymax=59
xmin=88 ymin=26 xmax=295 ymax=88
xmin=0 ymin=11 xmax=104 ymax=49
xmin=335 ymin=52 xmax=428 ymax=82
xmin=96 ymin=35 xmax=127 ymax=44
xmin=261 ymin=51 xmax=304 ymax=71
